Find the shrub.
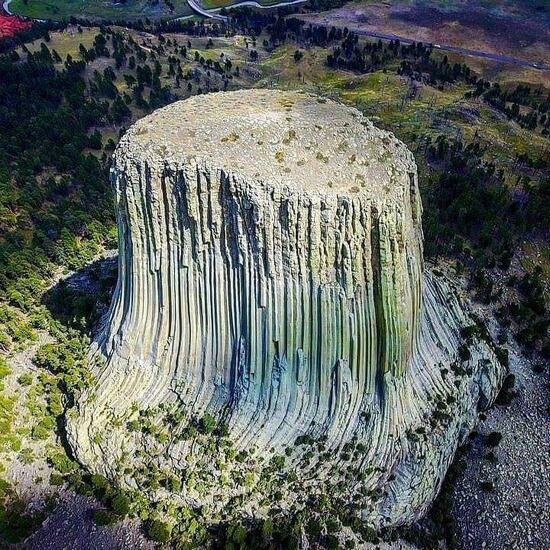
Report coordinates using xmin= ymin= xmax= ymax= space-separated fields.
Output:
xmin=163 ymin=476 xmax=182 ymax=493
xmin=495 ymin=374 xmax=516 ymax=406
xmin=0 ymin=496 xmax=45 ymax=543
xmin=93 ymin=509 xmax=117 ymax=526
xmin=458 ymin=344 xmax=471 ymax=362
xmin=484 ymin=451 xmax=497 ymax=463
xmin=19 ymin=448 xmax=34 ymax=465
xmin=48 ymin=451 xmax=78 ymax=474
xmin=90 ymin=474 xmax=110 ymax=491
xmin=17 ymin=373 xmax=33 ymax=386
xmin=147 ymin=520 xmax=172 ymax=542
xmin=533 ymin=362 xmax=545 ymax=374
xmin=0 ymin=359 xmax=11 ymax=379
xmin=198 ymin=413 xmax=216 ymax=434
xmin=30 ymin=424 xmax=50 ymax=441
xmin=50 ymin=473 xmax=64 ymax=486
xmin=111 ymin=492 xmax=130 ymax=517
xmin=494 ymin=347 xmax=509 ymax=368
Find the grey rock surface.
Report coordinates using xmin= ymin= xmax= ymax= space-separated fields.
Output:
xmin=67 ymin=90 xmax=504 ymax=528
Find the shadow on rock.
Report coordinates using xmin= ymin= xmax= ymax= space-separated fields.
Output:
xmin=42 ymin=253 xmax=118 ymax=335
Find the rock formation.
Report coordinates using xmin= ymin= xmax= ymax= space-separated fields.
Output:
xmin=67 ymin=90 xmax=504 ymax=529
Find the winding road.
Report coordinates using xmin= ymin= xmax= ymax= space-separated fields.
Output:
xmin=186 ymin=0 xmax=307 ymax=22
xmin=2 ymin=0 xmax=12 ymax=16
xmin=187 ymin=0 xmax=229 ymax=21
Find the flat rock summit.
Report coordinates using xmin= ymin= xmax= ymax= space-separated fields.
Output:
xmin=67 ymin=89 xmax=504 ymax=529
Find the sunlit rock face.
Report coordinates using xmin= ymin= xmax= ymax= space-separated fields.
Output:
xmin=67 ymin=90 xmax=503 ymax=528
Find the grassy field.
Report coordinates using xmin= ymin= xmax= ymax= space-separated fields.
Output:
xmin=22 ymin=25 xmax=98 ymax=57
xmin=9 ymin=0 xmax=193 ymax=21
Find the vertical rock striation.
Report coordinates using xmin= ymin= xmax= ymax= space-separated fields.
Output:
xmin=67 ymin=90 xmax=503 ymax=528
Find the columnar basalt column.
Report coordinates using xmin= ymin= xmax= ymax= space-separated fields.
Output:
xmin=67 ymin=90 xmax=503 ymax=528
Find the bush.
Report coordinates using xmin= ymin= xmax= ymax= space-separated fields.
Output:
xmin=0 ymin=496 xmax=45 ymax=543
xmin=458 ymin=344 xmax=471 ymax=362
xmin=198 ymin=413 xmax=216 ymax=434
xmin=90 ymin=474 xmax=110 ymax=491
xmin=495 ymin=374 xmax=516 ymax=406
xmin=484 ymin=451 xmax=497 ymax=463
xmin=50 ymin=473 xmax=64 ymax=486
xmin=48 ymin=451 xmax=78 ymax=474
xmin=17 ymin=373 xmax=33 ymax=386
xmin=111 ymin=492 xmax=130 ymax=516
xmin=533 ymin=362 xmax=545 ymax=374
xmin=147 ymin=520 xmax=172 ymax=542
xmin=93 ymin=509 xmax=117 ymax=526
xmin=30 ymin=424 xmax=51 ymax=441
xmin=494 ymin=347 xmax=509 ymax=368
xmin=0 ymin=358 xmax=11 ymax=379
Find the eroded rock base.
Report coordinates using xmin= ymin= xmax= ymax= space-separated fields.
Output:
xmin=68 ymin=271 xmax=503 ymax=529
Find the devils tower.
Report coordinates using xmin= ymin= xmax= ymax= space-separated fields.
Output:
xmin=67 ymin=89 xmax=503 ymax=528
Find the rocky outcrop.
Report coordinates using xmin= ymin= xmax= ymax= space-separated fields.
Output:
xmin=67 ymin=90 xmax=504 ymax=528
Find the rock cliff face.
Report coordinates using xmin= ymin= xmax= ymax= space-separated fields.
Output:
xmin=67 ymin=90 xmax=504 ymax=528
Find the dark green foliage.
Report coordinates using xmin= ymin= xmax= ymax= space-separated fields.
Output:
xmin=34 ymin=340 xmax=83 ymax=375
xmin=93 ymin=509 xmax=118 ymax=526
xmin=421 ymin=136 xmax=518 ymax=264
xmin=147 ymin=520 xmax=173 ymax=542
xmin=47 ymin=451 xmax=78 ymax=474
xmin=458 ymin=344 xmax=471 ymax=362
xmin=111 ymin=492 xmax=131 ymax=517
xmin=533 ymin=362 xmax=545 ymax=374
xmin=50 ymin=473 xmax=65 ymax=486
xmin=198 ymin=412 xmax=216 ymax=434
xmin=0 ymin=502 xmax=45 ymax=544
xmin=294 ymin=434 xmax=315 ymax=446
xmin=90 ymin=473 xmax=110 ymax=492
xmin=495 ymin=374 xmax=517 ymax=406
xmin=87 ymin=130 xmax=103 ymax=150
xmin=485 ymin=451 xmax=497 ymax=463
xmin=494 ymin=347 xmax=509 ymax=368
xmin=0 ymin=40 xmax=115 ymax=321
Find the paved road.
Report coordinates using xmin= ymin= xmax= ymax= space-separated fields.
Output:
xmin=187 ymin=0 xmax=307 ymax=21
xmin=187 ymin=0 xmax=228 ymax=21
xmin=2 ymin=0 xmax=12 ymax=16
